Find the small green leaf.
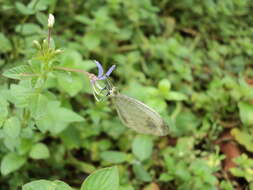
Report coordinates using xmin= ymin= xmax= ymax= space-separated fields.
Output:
xmin=52 ymin=180 xmax=73 ymax=190
xmin=165 ymin=91 xmax=188 ymax=101
xmin=28 ymin=0 xmax=49 ymax=12
xmin=7 ymin=81 xmax=34 ymax=108
xmin=100 ymin=151 xmax=128 ymax=164
xmin=175 ymin=111 xmax=199 ymax=135
xmin=231 ymin=128 xmax=253 ymax=152
xmin=36 ymin=101 xmax=84 ymax=134
xmin=22 ymin=180 xmax=73 ymax=190
xmin=3 ymin=65 xmax=34 ymax=80
xmin=3 ymin=116 xmax=21 ymax=138
xmin=15 ymin=2 xmax=35 ymax=15
xmin=1 ymin=153 xmax=26 ymax=175
xmin=0 ymin=33 xmax=12 ymax=53
xmin=29 ymin=94 xmax=49 ymax=120
xmin=29 ymin=143 xmax=50 ymax=159
xmin=119 ymin=184 xmax=134 ymax=190
xmin=3 ymin=136 xmax=21 ymax=152
xmin=15 ymin=23 xmax=42 ymax=35
xmin=81 ymin=166 xmax=119 ymax=190
xmin=250 ymin=182 xmax=253 ymax=190
xmin=22 ymin=180 xmax=53 ymax=190
xmin=133 ymin=164 xmax=152 ymax=182
xmin=118 ymin=185 xmax=135 ymax=190
xmin=60 ymin=127 xmax=82 ymax=149
xmin=57 ymin=73 xmax=83 ymax=96
xmin=0 ymin=96 xmax=8 ymax=127
xmin=36 ymin=12 xmax=48 ymax=26
xmin=238 ymin=101 xmax=253 ymax=126
xmin=132 ymin=135 xmax=153 ymax=161
xmin=230 ymin=154 xmax=253 ymax=182
xmin=159 ymin=173 xmax=174 ymax=182
xmin=158 ymin=79 xmax=171 ymax=95
xmin=83 ymin=32 xmax=101 ymax=50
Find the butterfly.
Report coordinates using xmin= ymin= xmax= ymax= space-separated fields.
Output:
xmin=105 ymin=79 xmax=169 ymax=136
xmin=90 ymin=61 xmax=169 ymax=136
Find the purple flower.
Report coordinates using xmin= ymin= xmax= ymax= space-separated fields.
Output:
xmin=90 ymin=60 xmax=116 ymax=101
xmin=94 ymin=60 xmax=116 ymax=80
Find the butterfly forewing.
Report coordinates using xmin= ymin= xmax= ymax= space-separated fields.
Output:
xmin=111 ymin=93 xmax=169 ymax=136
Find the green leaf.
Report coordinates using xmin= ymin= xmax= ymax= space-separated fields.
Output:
xmin=15 ymin=2 xmax=35 ymax=15
xmin=0 ymin=96 xmax=8 ymax=127
xmin=3 ymin=116 xmax=21 ymax=138
xmin=56 ymin=72 xmax=83 ymax=96
xmin=15 ymin=23 xmax=42 ymax=35
xmin=219 ymin=180 xmax=234 ymax=190
xmin=100 ymin=151 xmax=128 ymax=164
xmin=7 ymin=81 xmax=34 ymax=108
xmin=83 ymin=32 xmax=101 ymax=50
xmin=29 ymin=94 xmax=49 ymax=120
xmin=29 ymin=143 xmax=50 ymax=159
xmin=118 ymin=185 xmax=135 ymax=190
xmin=36 ymin=12 xmax=48 ymax=26
xmin=238 ymin=101 xmax=253 ymax=126
xmin=36 ymin=101 xmax=84 ymax=134
xmin=3 ymin=136 xmax=21 ymax=152
xmin=175 ymin=111 xmax=199 ymax=135
xmin=22 ymin=180 xmax=73 ymax=190
xmin=3 ymin=65 xmax=34 ymax=80
xmin=19 ymin=138 xmax=34 ymax=155
xmin=165 ymin=91 xmax=188 ymax=101
xmin=231 ymin=128 xmax=253 ymax=152
xmin=230 ymin=154 xmax=253 ymax=182
xmin=60 ymin=127 xmax=82 ymax=149
xmin=1 ymin=153 xmax=26 ymax=175
xmin=132 ymin=135 xmax=153 ymax=161
xmin=159 ymin=173 xmax=174 ymax=182
xmin=158 ymin=79 xmax=171 ymax=96
xmin=23 ymin=180 xmax=53 ymax=190
xmin=81 ymin=166 xmax=119 ymax=190
xmin=0 ymin=33 xmax=12 ymax=53
xmin=72 ymin=159 xmax=96 ymax=174
xmin=250 ymin=183 xmax=253 ymax=190
xmin=28 ymin=0 xmax=50 ymax=12
xmin=53 ymin=180 xmax=73 ymax=190
xmin=133 ymin=164 xmax=152 ymax=182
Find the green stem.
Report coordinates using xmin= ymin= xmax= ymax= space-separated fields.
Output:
xmin=171 ymin=102 xmax=182 ymax=120
xmin=48 ymin=28 xmax=51 ymax=48
xmin=54 ymin=66 xmax=93 ymax=78
xmin=22 ymin=108 xmax=30 ymax=128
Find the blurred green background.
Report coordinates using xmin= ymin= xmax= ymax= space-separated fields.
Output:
xmin=1 ymin=0 xmax=253 ymax=189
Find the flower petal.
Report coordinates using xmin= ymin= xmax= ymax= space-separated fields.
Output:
xmin=105 ymin=65 xmax=116 ymax=77
xmin=94 ymin=60 xmax=104 ymax=78
xmin=98 ymin=75 xmax=107 ymax=80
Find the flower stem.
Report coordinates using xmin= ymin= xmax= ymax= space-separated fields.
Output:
xmin=54 ymin=66 xmax=95 ymax=79
xmin=48 ymin=28 xmax=51 ymax=48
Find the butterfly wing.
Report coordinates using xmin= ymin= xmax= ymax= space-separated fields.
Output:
xmin=112 ymin=94 xmax=169 ymax=136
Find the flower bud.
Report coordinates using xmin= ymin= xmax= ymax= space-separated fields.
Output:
xmin=55 ymin=49 xmax=63 ymax=54
xmin=33 ymin=40 xmax=41 ymax=50
xmin=48 ymin=14 xmax=55 ymax=28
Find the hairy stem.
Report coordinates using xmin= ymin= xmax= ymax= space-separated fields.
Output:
xmin=54 ymin=66 xmax=94 ymax=78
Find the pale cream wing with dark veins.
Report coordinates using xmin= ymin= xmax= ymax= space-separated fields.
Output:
xmin=111 ymin=94 xmax=169 ymax=136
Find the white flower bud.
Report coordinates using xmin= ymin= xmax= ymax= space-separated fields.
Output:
xmin=55 ymin=49 xmax=63 ymax=54
xmin=43 ymin=39 xmax=47 ymax=45
xmin=33 ymin=40 xmax=41 ymax=49
xmin=48 ymin=14 xmax=55 ymax=28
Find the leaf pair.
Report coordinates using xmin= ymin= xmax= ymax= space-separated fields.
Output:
xmin=22 ymin=166 xmax=119 ymax=190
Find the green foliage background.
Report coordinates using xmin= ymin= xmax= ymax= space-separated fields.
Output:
xmin=1 ymin=0 xmax=253 ymax=189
